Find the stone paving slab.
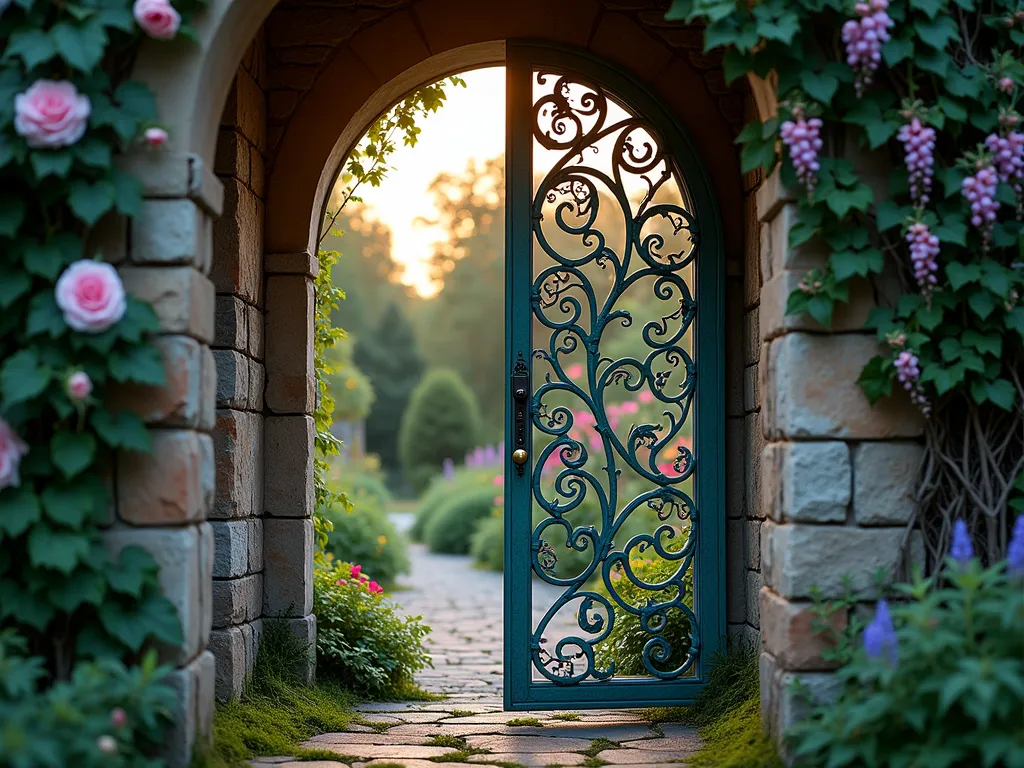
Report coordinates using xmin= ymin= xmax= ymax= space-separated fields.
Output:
xmin=250 ymin=541 xmax=703 ymax=768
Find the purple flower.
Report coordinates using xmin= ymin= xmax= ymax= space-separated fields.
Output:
xmin=1008 ymin=515 xmax=1024 ymax=576
xmin=442 ymin=458 xmax=455 ymax=481
xmin=863 ymin=598 xmax=898 ymax=666
xmin=949 ymin=518 xmax=974 ymax=564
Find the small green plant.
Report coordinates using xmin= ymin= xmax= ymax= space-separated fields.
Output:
xmin=313 ymin=560 xmax=432 ymax=697
xmin=550 ymin=712 xmax=581 ymax=721
xmin=0 ymin=632 xmax=177 ymax=768
xmin=506 ymin=716 xmax=543 ymax=727
xmin=426 ymin=734 xmax=472 ymax=749
xmin=449 ymin=709 xmax=476 ymax=718
xmin=581 ymin=738 xmax=619 ymax=758
xmin=424 ymin=485 xmax=499 ymax=555
xmin=470 ymin=508 xmax=505 ymax=571
xmin=787 ymin=521 xmax=1024 ymax=768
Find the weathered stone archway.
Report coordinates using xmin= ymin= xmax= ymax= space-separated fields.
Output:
xmin=106 ymin=1 xmax=923 ymax=763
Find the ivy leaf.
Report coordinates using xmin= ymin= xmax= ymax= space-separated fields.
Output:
xmin=740 ymin=136 xmax=777 ymax=174
xmin=980 ymin=263 xmax=1012 ymax=298
xmin=95 ymin=8 xmax=136 ymax=32
xmin=967 ymin=290 xmax=996 ymax=320
xmin=722 ymin=48 xmax=753 ymax=85
xmin=945 ymin=262 xmax=981 ymax=291
xmin=0 ymin=488 xmax=41 ymax=538
xmin=49 ymin=569 xmax=106 ymax=613
xmin=5 ymin=28 xmax=57 ymax=69
xmin=910 ymin=0 xmax=944 ymax=17
xmin=108 ymin=345 xmax=166 ymax=386
xmin=52 ymin=20 xmax=108 ymax=72
xmin=27 ymin=526 xmax=91 ymax=574
xmin=807 ymin=295 xmax=833 ymax=327
xmin=0 ymin=270 xmax=31 ymax=308
xmin=0 ymin=349 xmax=51 ymax=406
xmin=107 ymin=546 xmax=156 ymax=598
xmin=940 ymin=167 xmax=965 ymax=198
xmin=825 ymin=184 xmax=873 ymax=218
xmin=112 ymin=171 xmax=143 ymax=217
xmin=0 ymin=580 xmax=55 ymax=630
xmin=26 ymin=293 xmax=66 ymax=338
xmin=917 ymin=302 xmax=945 ymax=330
xmin=50 ymin=432 xmax=96 ymax=479
xmin=92 ymin=409 xmax=151 ymax=452
xmin=882 ymin=37 xmax=914 ymax=66
xmin=24 ymin=241 xmax=63 ymax=280
xmin=915 ymin=16 xmax=958 ymax=49
xmin=986 ymin=379 xmax=1015 ymax=410
xmin=1007 ymin=307 xmax=1024 ymax=342
xmin=875 ymin=200 xmax=910 ymax=231
xmin=937 ymin=95 xmax=968 ymax=123
xmin=29 ymin=151 xmax=73 ymax=180
xmin=961 ymin=331 xmax=1001 ymax=358
xmin=68 ymin=179 xmax=116 ymax=225
xmin=933 ymin=219 xmax=967 ymax=247
xmin=0 ymin=195 xmax=26 ymax=238
xmin=916 ymin=46 xmax=950 ymax=77
xmin=41 ymin=482 xmax=100 ymax=527
xmin=857 ymin=356 xmax=893 ymax=405
xmin=832 ymin=249 xmax=883 ymax=281
xmin=73 ymin=137 xmax=113 ymax=169
xmin=100 ymin=591 xmax=183 ymax=651
xmin=802 ymin=70 xmax=839 ymax=104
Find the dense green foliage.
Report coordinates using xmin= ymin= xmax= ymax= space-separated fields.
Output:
xmin=0 ymin=5 xmax=211 ymax=758
xmin=204 ymin=621 xmax=356 ymax=768
xmin=354 ymin=302 xmax=426 ymax=473
xmin=469 ymin=509 xmax=505 ymax=572
xmin=423 ymin=485 xmax=497 ymax=555
xmin=0 ymin=632 xmax=177 ymax=768
xmin=594 ymin=556 xmax=693 ymax=677
xmin=320 ymin=462 xmax=409 ymax=585
xmin=787 ymin=556 xmax=1024 ymax=767
xmin=313 ymin=560 xmax=431 ymax=697
xmin=398 ymin=368 xmax=483 ymax=493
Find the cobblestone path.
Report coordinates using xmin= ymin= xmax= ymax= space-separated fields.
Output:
xmin=252 ymin=519 xmax=702 ymax=768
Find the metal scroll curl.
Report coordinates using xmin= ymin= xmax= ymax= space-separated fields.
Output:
xmin=529 ymin=71 xmax=701 ymax=684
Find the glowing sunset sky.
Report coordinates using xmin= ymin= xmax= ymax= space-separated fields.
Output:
xmin=349 ymin=67 xmax=506 ymax=296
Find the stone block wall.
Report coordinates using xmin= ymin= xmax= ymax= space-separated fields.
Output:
xmin=109 ymin=147 xmax=223 ymax=764
xmin=209 ymin=33 xmax=270 ymax=703
xmin=754 ymin=171 xmax=925 ymax=742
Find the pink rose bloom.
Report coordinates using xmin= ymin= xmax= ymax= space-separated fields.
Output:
xmin=999 ymin=76 xmax=1014 ymax=94
xmin=565 ymin=363 xmax=583 ymax=380
xmin=14 ymin=80 xmax=91 ymax=149
xmin=492 ymin=474 xmax=503 ymax=486
xmin=350 ymin=564 xmax=361 ymax=578
xmin=367 ymin=581 xmax=383 ymax=594
xmin=110 ymin=708 xmax=127 ymax=729
xmin=639 ymin=390 xmax=654 ymax=403
xmin=55 ymin=261 xmax=127 ymax=333
xmin=67 ymin=371 xmax=92 ymax=402
xmin=0 ymin=418 xmax=29 ymax=491
xmin=144 ymin=127 xmax=168 ymax=146
xmin=133 ymin=0 xmax=180 ymax=39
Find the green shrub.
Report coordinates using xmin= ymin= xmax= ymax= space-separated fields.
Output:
xmin=470 ymin=510 xmax=504 ymax=571
xmin=313 ymin=560 xmax=431 ymax=697
xmin=0 ymin=632 xmax=177 ymax=768
xmin=398 ymin=368 xmax=482 ymax=493
xmin=411 ymin=468 xmax=491 ymax=541
xmin=423 ymin=486 xmax=498 ymax=555
xmin=786 ymin=545 xmax=1024 ymax=768
xmin=321 ymin=502 xmax=408 ymax=586
xmin=593 ymin=555 xmax=693 ymax=676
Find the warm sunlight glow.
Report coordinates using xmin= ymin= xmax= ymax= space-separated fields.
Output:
xmin=352 ymin=67 xmax=505 ymax=297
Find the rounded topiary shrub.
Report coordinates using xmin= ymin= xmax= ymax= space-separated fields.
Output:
xmin=321 ymin=500 xmax=409 ymax=586
xmin=423 ymin=486 xmax=498 ymax=555
xmin=470 ymin=510 xmax=504 ymax=571
xmin=398 ymin=368 xmax=482 ymax=494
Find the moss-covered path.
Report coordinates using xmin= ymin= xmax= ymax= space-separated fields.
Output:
xmin=250 ymin=538 xmax=703 ymax=768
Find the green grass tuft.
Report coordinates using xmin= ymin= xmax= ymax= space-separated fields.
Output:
xmin=581 ymin=738 xmax=619 ymax=758
xmin=582 ymin=758 xmax=609 ymax=768
xmin=448 ymin=709 xmax=476 ymax=717
xmin=425 ymin=735 xmax=472 ymax=749
xmin=197 ymin=620 xmax=357 ymax=768
xmin=550 ymin=712 xmax=581 ymax=721
xmin=505 ymin=716 xmax=543 ymax=727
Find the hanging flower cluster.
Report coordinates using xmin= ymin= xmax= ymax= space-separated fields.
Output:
xmin=841 ymin=0 xmax=894 ymax=96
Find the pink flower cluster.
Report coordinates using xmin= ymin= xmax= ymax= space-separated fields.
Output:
xmin=842 ymin=0 xmax=894 ymax=96
xmin=894 ymin=351 xmax=931 ymax=416
xmin=898 ymin=118 xmax=936 ymax=206
xmin=337 ymin=563 xmax=383 ymax=594
xmin=905 ymin=222 xmax=940 ymax=291
xmin=780 ymin=115 xmax=823 ymax=196
xmin=985 ymin=131 xmax=1024 ymax=194
xmin=466 ymin=444 xmax=503 ymax=468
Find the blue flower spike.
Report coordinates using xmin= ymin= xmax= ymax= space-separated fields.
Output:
xmin=1008 ymin=515 xmax=1024 ymax=577
xmin=863 ymin=598 xmax=898 ymax=668
xmin=949 ymin=518 xmax=974 ymax=565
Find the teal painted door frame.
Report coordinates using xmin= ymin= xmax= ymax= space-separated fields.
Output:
xmin=503 ymin=40 xmax=726 ymax=711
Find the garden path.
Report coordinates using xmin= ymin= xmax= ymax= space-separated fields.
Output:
xmin=250 ymin=515 xmax=702 ymax=768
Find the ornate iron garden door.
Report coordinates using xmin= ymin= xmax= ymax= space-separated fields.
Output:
xmin=503 ymin=43 xmax=725 ymax=710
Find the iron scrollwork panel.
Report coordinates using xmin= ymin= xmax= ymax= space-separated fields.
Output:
xmin=527 ymin=70 xmax=701 ymax=686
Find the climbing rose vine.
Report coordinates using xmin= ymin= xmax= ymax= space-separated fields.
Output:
xmin=670 ymin=0 xmax=1024 ymax=565
xmin=0 ymin=0 xmax=207 ymax=761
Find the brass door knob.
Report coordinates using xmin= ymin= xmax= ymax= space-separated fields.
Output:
xmin=512 ymin=448 xmax=528 ymax=465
